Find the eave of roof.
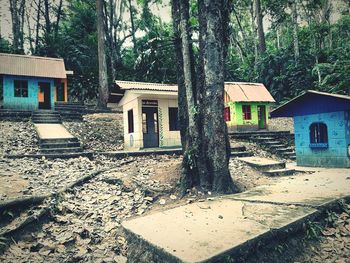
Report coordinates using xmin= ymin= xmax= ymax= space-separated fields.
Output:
xmin=271 ymin=90 xmax=350 ymax=118
xmin=0 ymin=53 xmax=67 ymax=79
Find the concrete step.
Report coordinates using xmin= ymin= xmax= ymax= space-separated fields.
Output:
xmin=252 ymin=137 xmax=275 ymax=141
xmin=230 ymin=151 xmax=253 ymax=157
xmin=274 ymin=147 xmax=294 ymax=153
xmin=40 ymin=147 xmax=83 ymax=154
xmin=231 ymin=146 xmax=246 ymax=152
xmin=39 ymin=138 xmax=79 ymax=144
xmin=263 ymin=141 xmax=281 ymax=146
xmin=238 ymin=157 xmax=286 ymax=171
xmin=268 ymin=144 xmax=287 ymax=149
xmin=40 ymin=141 xmax=81 ymax=149
xmin=263 ymin=168 xmax=296 ymax=177
xmin=32 ymin=120 xmax=62 ymax=124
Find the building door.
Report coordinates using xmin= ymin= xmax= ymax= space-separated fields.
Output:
xmin=38 ymin=82 xmax=51 ymax=109
xmin=142 ymin=107 xmax=159 ymax=148
xmin=258 ymin=105 xmax=266 ymax=129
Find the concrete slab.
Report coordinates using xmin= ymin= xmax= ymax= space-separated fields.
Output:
xmin=34 ymin=124 xmax=74 ymax=139
xmin=238 ymin=156 xmax=283 ymax=166
xmin=123 ymin=199 xmax=317 ymax=263
xmin=230 ymin=169 xmax=350 ymax=207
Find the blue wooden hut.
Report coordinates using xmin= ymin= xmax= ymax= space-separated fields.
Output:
xmin=0 ymin=53 xmax=69 ymax=110
xmin=271 ymin=90 xmax=350 ymax=168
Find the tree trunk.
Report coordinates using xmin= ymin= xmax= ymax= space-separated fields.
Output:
xmin=9 ymin=0 xmax=20 ymax=51
xmin=250 ymin=2 xmax=258 ymax=64
xmin=55 ymin=0 xmax=63 ymax=39
xmin=34 ymin=0 xmax=41 ymax=53
xmin=172 ymin=0 xmax=236 ymax=194
xmin=254 ymin=0 xmax=266 ymax=55
xmin=128 ymin=0 xmax=137 ymax=54
xmin=96 ymin=0 xmax=109 ymax=109
xmin=291 ymin=1 xmax=299 ymax=62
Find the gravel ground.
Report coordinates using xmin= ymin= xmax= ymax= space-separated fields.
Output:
xmin=0 ymin=121 xmax=39 ymax=156
xmin=64 ymin=113 xmax=124 ymax=152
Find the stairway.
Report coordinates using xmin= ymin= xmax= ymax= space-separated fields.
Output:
xmin=32 ymin=111 xmax=62 ymax=124
xmin=31 ymin=111 xmax=88 ymax=157
xmin=54 ymin=102 xmax=85 ymax=121
xmin=251 ymin=134 xmax=296 ymax=160
xmin=230 ymin=146 xmax=253 ymax=158
xmin=238 ymin=156 xmax=296 ymax=177
xmin=39 ymin=137 xmax=83 ymax=154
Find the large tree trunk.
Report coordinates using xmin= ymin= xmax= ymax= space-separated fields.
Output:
xmin=96 ymin=0 xmax=109 ymax=109
xmin=254 ymin=0 xmax=266 ymax=55
xmin=291 ymin=1 xmax=299 ymax=62
xmin=172 ymin=0 xmax=236 ymax=194
xmin=198 ymin=0 xmax=234 ymax=193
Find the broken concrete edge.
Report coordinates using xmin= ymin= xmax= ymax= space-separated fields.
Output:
xmin=94 ymin=149 xmax=183 ymax=159
xmin=227 ymin=195 xmax=350 ymax=210
xmin=122 ymin=207 xmax=320 ymax=263
xmin=4 ymin=152 xmax=94 ymax=159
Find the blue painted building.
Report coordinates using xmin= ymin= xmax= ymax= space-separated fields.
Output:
xmin=271 ymin=90 xmax=350 ymax=168
xmin=0 ymin=53 xmax=69 ymax=111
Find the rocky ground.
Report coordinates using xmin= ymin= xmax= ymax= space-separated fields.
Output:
xmin=0 ymin=121 xmax=39 ymax=156
xmin=268 ymin=117 xmax=294 ymax=133
xmin=63 ymin=113 xmax=124 ymax=152
xmin=0 ymin=118 xmax=349 ymax=262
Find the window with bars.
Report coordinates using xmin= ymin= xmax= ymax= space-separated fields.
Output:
xmin=14 ymin=80 xmax=28 ymax=97
xmin=242 ymin=105 xmax=251 ymax=120
xmin=309 ymin=122 xmax=328 ymax=148
xmin=128 ymin=109 xmax=134 ymax=133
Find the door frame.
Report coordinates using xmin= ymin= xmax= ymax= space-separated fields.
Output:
xmin=38 ymin=82 xmax=51 ymax=110
xmin=141 ymin=102 xmax=159 ymax=148
xmin=258 ymin=105 xmax=267 ymax=129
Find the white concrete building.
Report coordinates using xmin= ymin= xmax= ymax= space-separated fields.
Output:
xmin=117 ymin=81 xmax=181 ymax=150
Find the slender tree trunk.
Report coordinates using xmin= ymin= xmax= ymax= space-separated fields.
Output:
xmin=291 ymin=1 xmax=299 ymax=62
xmin=254 ymin=0 xmax=266 ymax=55
xmin=128 ymin=0 xmax=137 ymax=54
xmin=9 ymin=0 xmax=20 ymax=51
xmin=276 ymin=26 xmax=281 ymax=49
xmin=250 ymin=2 xmax=258 ymax=65
xmin=34 ymin=0 xmax=41 ymax=53
xmin=55 ymin=0 xmax=63 ymax=39
xmin=96 ymin=0 xmax=109 ymax=109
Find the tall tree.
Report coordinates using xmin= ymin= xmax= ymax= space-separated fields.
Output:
xmin=290 ymin=0 xmax=300 ymax=61
xmin=9 ymin=0 xmax=26 ymax=52
xmin=254 ymin=0 xmax=266 ymax=55
xmin=96 ymin=0 xmax=109 ymax=108
xmin=172 ymin=0 xmax=237 ymax=194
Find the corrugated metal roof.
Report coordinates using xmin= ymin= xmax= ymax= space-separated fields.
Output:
xmin=0 ymin=53 xmax=67 ymax=79
xmin=115 ymin=80 xmax=275 ymax=102
xmin=224 ymin=82 xmax=275 ymax=102
xmin=115 ymin=80 xmax=178 ymax=92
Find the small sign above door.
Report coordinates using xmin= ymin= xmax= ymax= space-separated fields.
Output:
xmin=142 ymin=100 xmax=158 ymax=106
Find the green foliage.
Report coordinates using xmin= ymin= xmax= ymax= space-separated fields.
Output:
xmin=305 ymin=220 xmax=323 ymax=240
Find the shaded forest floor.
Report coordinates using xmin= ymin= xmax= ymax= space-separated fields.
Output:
xmin=0 ymin=115 xmax=349 ymax=262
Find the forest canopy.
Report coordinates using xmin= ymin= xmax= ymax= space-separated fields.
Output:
xmin=1 ymin=0 xmax=350 ymax=103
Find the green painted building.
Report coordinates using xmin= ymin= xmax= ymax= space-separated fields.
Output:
xmin=224 ymin=82 xmax=275 ymax=131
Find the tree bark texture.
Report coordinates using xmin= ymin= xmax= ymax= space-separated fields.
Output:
xmin=254 ymin=0 xmax=266 ymax=55
xmin=172 ymin=0 xmax=236 ymax=194
xmin=96 ymin=0 xmax=109 ymax=109
xmin=291 ymin=1 xmax=300 ymax=62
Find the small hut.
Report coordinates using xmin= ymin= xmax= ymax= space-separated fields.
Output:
xmin=224 ymin=82 xmax=275 ymax=131
xmin=0 ymin=53 xmax=69 ymax=110
xmin=271 ymin=90 xmax=350 ymax=168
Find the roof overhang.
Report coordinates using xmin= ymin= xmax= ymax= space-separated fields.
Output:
xmin=271 ymin=90 xmax=350 ymax=118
